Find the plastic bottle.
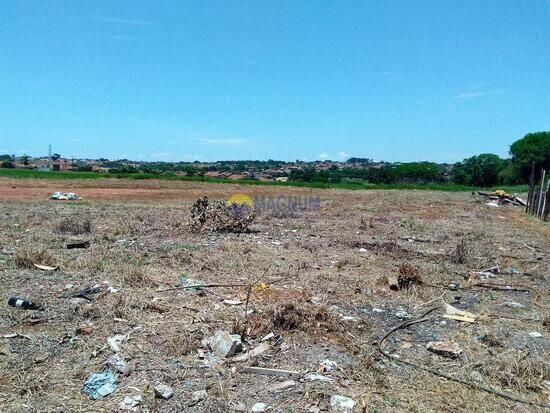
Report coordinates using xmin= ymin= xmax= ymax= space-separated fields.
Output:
xmin=8 ymin=296 xmax=44 ymax=311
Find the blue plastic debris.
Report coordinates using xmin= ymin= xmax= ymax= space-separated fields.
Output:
xmin=181 ymin=275 xmax=203 ymax=292
xmin=83 ymin=369 xmax=118 ymax=399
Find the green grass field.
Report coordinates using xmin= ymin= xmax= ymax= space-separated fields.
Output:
xmin=0 ymin=168 xmax=528 ymax=193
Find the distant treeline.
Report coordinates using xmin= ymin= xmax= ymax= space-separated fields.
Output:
xmin=2 ymin=131 xmax=548 ymax=187
xmin=289 ymin=131 xmax=549 ymax=186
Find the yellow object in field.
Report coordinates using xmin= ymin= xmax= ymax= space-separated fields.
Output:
xmin=252 ymin=282 xmax=268 ymax=291
xmin=494 ymin=190 xmax=507 ymax=196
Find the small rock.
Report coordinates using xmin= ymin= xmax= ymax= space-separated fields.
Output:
xmin=192 ymin=389 xmax=207 ymax=402
xmin=251 ymin=402 xmax=269 ymax=412
xmin=529 ymin=332 xmax=543 ymax=338
xmin=470 ymin=371 xmax=484 ymax=383
xmin=426 ymin=341 xmax=462 ymax=358
xmin=320 ymin=359 xmax=338 ymax=372
xmin=106 ymin=354 xmax=131 ymax=376
xmin=330 ymin=395 xmax=356 ymax=412
xmin=119 ymin=395 xmax=142 ymax=411
xmin=154 ymin=383 xmax=174 ymax=400
xmin=395 ymin=310 xmax=410 ymax=319
xmin=207 ymin=331 xmax=242 ymax=358
xmin=76 ymin=323 xmax=93 ymax=335
xmin=505 ymin=301 xmax=524 ymax=309
xmin=358 ymin=248 xmax=368 ymax=253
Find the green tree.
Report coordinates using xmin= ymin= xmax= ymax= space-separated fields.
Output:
xmin=461 ymin=154 xmax=506 ymax=187
xmin=510 ymin=131 xmax=550 ymax=182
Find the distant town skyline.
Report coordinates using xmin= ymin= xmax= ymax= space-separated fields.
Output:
xmin=2 ymin=1 xmax=549 ymax=163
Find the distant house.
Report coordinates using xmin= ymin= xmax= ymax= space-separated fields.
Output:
xmin=52 ymin=159 xmax=74 ymax=171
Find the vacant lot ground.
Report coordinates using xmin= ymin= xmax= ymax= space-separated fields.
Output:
xmin=0 ymin=178 xmax=548 ymax=412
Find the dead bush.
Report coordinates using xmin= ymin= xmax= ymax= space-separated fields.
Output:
xmin=190 ymin=196 xmax=255 ymax=233
xmin=56 ymin=215 xmax=92 ymax=235
xmin=15 ymin=247 xmax=55 ymax=268
xmin=246 ymin=302 xmax=340 ymax=337
xmin=397 ymin=264 xmax=422 ymax=288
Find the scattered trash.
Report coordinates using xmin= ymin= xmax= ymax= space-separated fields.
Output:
xmin=107 ymin=354 xmax=131 ymax=376
xmin=33 ymin=263 xmax=58 ymax=271
xmin=230 ymin=342 xmax=270 ymax=362
xmin=181 ymin=275 xmax=204 ymax=292
xmin=486 ymin=200 xmax=500 ymax=208
xmin=66 ymin=240 xmax=90 ymax=249
xmin=261 ymin=332 xmax=275 ymax=341
xmin=50 ymin=192 xmax=81 ymax=201
xmin=242 ymin=366 xmax=300 ymax=379
xmin=154 ymin=383 xmax=174 ymax=400
xmin=330 ymin=395 xmax=356 ymax=412
xmin=507 ymin=267 xmax=520 ymax=275
xmin=528 ymin=332 xmax=543 ymax=338
xmin=341 ymin=315 xmax=358 ymax=322
xmin=358 ymin=247 xmax=368 ymax=253
xmin=8 ymin=296 xmax=44 ymax=311
xmin=82 ymin=369 xmax=118 ymax=399
xmin=251 ymin=402 xmax=269 ymax=412
xmin=477 ymin=190 xmax=527 ymax=207
xmin=60 ymin=284 xmax=102 ymax=301
xmin=372 ymin=308 xmax=385 ymax=313
xmin=192 ymin=389 xmax=207 ymax=403
xmin=119 ymin=395 xmax=142 ymax=411
xmin=108 ymin=334 xmax=127 ymax=353
xmin=205 ymin=331 xmax=242 ymax=358
xmin=305 ymin=372 xmax=334 ymax=382
xmin=443 ymin=303 xmax=477 ymax=323
xmin=223 ymin=299 xmax=243 ymax=305
xmin=320 ymin=359 xmax=338 ymax=372
xmin=2 ymin=332 xmax=31 ymax=340
xmin=426 ymin=341 xmax=462 ymax=358
xmin=268 ymin=380 xmax=296 ymax=392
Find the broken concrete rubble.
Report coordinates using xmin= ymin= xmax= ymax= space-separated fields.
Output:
xmin=154 ymin=383 xmax=174 ymax=400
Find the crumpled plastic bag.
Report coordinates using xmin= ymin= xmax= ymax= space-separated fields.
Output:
xmin=83 ymin=369 xmax=118 ymax=399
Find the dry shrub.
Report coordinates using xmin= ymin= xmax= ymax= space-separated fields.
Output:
xmin=190 ymin=196 xmax=255 ymax=233
xmin=451 ymin=238 xmax=470 ymax=264
xmin=116 ymin=265 xmax=155 ymax=287
xmin=15 ymin=247 xmax=54 ymax=268
xmin=247 ymin=302 xmax=340 ymax=337
xmin=397 ymin=264 xmax=422 ymax=288
xmin=481 ymin=353 xmax=550 ymax=392
xmin=56 ymin=215 xmax=92 ymax=235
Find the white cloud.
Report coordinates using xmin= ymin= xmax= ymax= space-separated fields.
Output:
xmin=336 ymin=151 xmax=350 ymax=161
xmin=198 ymin=138 xmax=245 ymax=145
xmin=150 ymin=152 xmax=176 ymax=160
xmin=317 ymin=153 xmax=330 ymax=160
xmin=454 ymin=85 xmax=504 ymax=99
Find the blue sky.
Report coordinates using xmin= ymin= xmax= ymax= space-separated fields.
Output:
xmin=1 ymin=1 xmax=549 ymax=162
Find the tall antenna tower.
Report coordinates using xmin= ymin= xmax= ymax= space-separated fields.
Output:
xmin=48 ymin=144 xmax=52 ymax=171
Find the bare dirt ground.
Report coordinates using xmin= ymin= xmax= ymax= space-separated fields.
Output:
xmin=0 ymin=178 xmax=548 ymax=412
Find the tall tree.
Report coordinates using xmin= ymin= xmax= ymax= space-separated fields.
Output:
xmin=510 ymin=131 xmax=550 ymax=182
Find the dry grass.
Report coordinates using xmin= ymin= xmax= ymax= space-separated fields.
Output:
xmin=55 ymin=214 xmax=92 ymax=235
xmin=0 ymin=180 xmax=548 ymax=413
